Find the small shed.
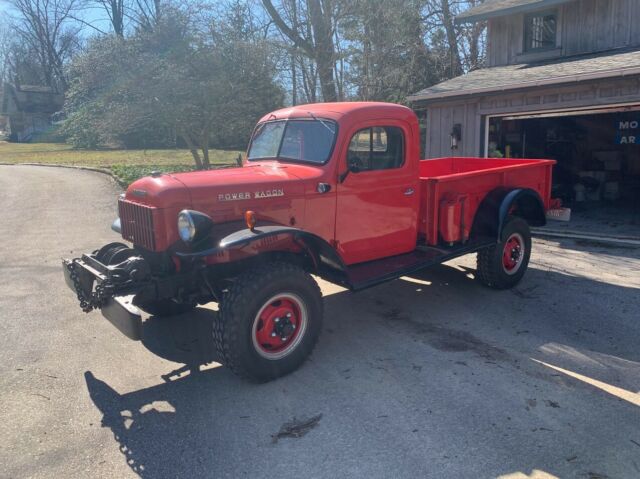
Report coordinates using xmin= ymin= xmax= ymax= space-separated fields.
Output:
xmin=0 ymin=83 xmax=64 ymax=142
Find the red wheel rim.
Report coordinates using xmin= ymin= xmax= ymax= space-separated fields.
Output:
xmin=251 ymin=293 xmax=307 ymax=360
xmin=502 ymin=233 xmax=524 ymax=275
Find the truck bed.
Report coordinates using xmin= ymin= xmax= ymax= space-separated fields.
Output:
xmin=418 ymin=157 xmax=555 ymax=245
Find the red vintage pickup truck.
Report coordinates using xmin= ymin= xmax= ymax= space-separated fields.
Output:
xmin=63 ymin=102 xmax=555 ymax=381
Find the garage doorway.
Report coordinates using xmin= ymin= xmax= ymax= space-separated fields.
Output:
xmin=486 ymin=106 xmax=640 ymax=236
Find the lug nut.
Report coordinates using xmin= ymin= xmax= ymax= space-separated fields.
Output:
xmin=271 ymin=332 xmax=276 ymax=337
xmin=275 ymin=318 xmax=280 ymax=322
xmin=286 ymin=313 xmax=292 ymax=318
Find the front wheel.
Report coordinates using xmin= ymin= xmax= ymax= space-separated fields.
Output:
xmin=213 ymin=261 xmax=323 ymax=382
xmin=476 ymin=216 xmax=532 ymax=290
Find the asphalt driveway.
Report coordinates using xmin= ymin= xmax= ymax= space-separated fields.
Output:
xmin=1 ymin=165 xmax=639 ymax=479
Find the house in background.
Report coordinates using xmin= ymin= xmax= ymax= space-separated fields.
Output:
xmin=0 ymin=83 xmax=64 ymax=142
xmin=409 ymin=0 xmax=640 ymax=223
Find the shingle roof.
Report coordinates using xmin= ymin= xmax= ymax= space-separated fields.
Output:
xmin=456 ymin=0 xmax=575 ymax=23
xmin=408 ymin=48 xmax=640 ymax=103
xmin=0 ymin=83 xmax=64 ymax=115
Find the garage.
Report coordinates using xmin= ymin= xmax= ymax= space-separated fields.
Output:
xmin=486 ymin=106 xmax=640 ymax=233
xmin=409 ymin=48 xmax=640 ymax=238
xmin=408 ymin=0 xmax=640 ymax=239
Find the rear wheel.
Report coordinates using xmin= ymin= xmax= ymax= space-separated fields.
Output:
xmin=213 ymin=261 xmax=323 ymax=382
xmin=476 ymin=216 xmax=531 ymax=289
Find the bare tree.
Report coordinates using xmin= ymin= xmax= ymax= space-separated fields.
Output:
xmin=262 ymin=0 xmax=337 ymax=102
xmin=9 ymin=0 xmax=83 ymax=90
xmin=0 ymin=20 xmax=12 ymax=84
xmin=133 ymin=0 xmax=162 ymax=31
xmin=458 ymin=0 xmax=485 ymax=71
xmin=439 ymin=0 xmax=462 ymax=76
xmin=95 ymin=0 xmax=125 ymax=36
xmin=423 ymin=0 xmax=485 ymax=77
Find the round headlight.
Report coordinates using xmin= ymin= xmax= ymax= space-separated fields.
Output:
xmin=177 ymin=210 xmax=214 ymax=243
xmin=178 ymin=211 xmax=196 ymax=242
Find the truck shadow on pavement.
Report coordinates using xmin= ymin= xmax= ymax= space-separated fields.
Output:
xmin=84 ymin=261 xmax=640 ymax=479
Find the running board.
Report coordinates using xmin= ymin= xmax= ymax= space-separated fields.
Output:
xmin=346 ymin=239 xmax=494 ymax=291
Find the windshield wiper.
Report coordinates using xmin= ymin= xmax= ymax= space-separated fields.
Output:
xmin=307 ymin=111 xmax=335 ymax=135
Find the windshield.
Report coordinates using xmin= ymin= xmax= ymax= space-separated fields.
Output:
xmin=248 ymin=119 xmax=337 ymax=164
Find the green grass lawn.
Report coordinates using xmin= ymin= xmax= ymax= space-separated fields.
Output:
xmin=0 ymin=142 xmax=243 ymax=186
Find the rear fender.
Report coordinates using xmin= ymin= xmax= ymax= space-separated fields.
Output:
xmin=471 ymin=188 xmax=545 ymax=241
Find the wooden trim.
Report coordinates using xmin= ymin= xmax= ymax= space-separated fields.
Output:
xmin=456 ymin=0 xmax=574 ymax=24
xmin=485 ymin=101 xmax=640 ymax=121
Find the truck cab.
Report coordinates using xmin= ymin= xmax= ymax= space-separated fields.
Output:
xmin=64 ymin=102 xmax=554 ymax=382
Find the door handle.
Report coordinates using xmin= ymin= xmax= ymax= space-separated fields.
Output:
xmin=317 ymin=182 xmax=332 ymax=194
xmin=404 ymin=188 xmax=415 ymax=196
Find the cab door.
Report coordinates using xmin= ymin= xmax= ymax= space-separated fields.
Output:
xmin=335 ymin=121 xmax=419 ymax=265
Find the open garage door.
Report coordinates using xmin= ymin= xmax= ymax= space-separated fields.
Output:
xmin=486 ymin=105 xmax=640 ymax=237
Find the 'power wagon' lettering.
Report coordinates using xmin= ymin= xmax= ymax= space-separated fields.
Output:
xmin=254 ymin=189 xmax=284 ymax=199
xmin=218 ymin=189 xmax=284 ymax=201
xmin=218 ymin=192 xmax=251 ymax=201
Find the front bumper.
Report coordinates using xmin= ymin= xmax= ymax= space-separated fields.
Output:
xmin=62 ymin=256 xmax=143 ymax=340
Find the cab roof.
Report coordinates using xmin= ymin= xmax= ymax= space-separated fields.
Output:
xmin=258 ymin=101 xmax=417 ymax=125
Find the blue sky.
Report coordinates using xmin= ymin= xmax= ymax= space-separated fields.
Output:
xmin=0 ymin=0 xmax=112 ymax=34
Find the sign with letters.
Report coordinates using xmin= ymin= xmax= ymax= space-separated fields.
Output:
xmin=616 ymin=119 xmax=638 ymax=145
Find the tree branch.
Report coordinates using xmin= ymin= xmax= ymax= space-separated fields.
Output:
xmin=261 ymin=0 xmax=314 ymax=55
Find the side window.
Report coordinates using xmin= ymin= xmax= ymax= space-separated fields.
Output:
xmin=347 ymin=126 xmax=404 ymax=171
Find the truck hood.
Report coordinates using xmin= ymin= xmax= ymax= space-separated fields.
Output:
xmin=174 ymin=162 xmax=322 ymax=223
xmin=124 ymin=174 xmax=191 ymax=209
xmin=126 ymin=162 xmax=324 ymax=224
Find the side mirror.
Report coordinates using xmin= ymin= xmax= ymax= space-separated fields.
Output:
xmin=348 ymin=158 xmax=361 ymax=173
xmin=339 ymin=157 xmax=362 ymax=184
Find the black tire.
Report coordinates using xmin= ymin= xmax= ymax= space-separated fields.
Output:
xmin=476 ymin=216 xmax=532 ymax=290
xmin=136 ymin=299 xmax=196 ymax=317
xmin=214 ymin=261 xmax=323 ymax=382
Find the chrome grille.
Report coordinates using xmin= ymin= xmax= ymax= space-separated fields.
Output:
xmin=118 ymin=199 xmax=156 ymax=250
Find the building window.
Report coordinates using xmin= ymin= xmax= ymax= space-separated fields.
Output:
xmin=524 ymin=10 xmax=557 ymax=52
xmin=347 ymin=126 xmax=404 ymax=171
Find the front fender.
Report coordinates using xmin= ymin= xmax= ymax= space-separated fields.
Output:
xmin=176 ymin=226 xmax=347 ymax=274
